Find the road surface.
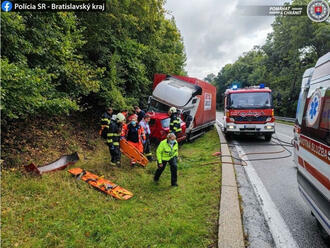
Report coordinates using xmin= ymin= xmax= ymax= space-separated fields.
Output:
xmin=216 ymin=112 xmax=328 ymax=248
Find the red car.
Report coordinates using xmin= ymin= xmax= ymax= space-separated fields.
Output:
xmin=147 ymin=112 xmax=187 ymax=143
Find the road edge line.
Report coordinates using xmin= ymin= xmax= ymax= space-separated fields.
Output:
xmin=215 ymin=124 xmax=245 ymax=248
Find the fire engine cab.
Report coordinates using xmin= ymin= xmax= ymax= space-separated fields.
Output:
xmin=223 ymin=85 xmax=275 ymax=141
xmin=293 ymin=52 xmax=330 ymax=238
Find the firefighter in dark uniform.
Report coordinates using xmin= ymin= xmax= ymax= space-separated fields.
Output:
xmin=106 ymin=113 xmax=126 ymax=166
xmin=99 ymin=107 xmax=113 ymax=137
xmin=168 ymin=107 xmax=182 ymax=136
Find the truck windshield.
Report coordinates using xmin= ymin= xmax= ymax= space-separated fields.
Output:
xmin=161 ymin=118 xmax=170 ymax=128
xmin=161 ymin=117 xmax=181 ymax=128
xmin=149 ymin=98 xmax=170 ymax=113
xmin=228 ymin=92 xmax=272 ymax=109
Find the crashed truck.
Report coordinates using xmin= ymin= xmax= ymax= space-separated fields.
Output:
xmin=147 ymin=74 xmax=216 ymax=142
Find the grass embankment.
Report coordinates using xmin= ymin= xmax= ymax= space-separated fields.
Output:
xmin=2 ymin=129 xmax=221 ymax=248
xmin=275 ymin=119 xmax=295 ymax=126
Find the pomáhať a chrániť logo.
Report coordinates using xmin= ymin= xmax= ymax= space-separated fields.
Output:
xmin=307 ymin=0 xmax=330 ymax=22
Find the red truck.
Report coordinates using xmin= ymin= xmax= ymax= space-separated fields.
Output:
xmin=223 ymin=85 xmax=275 ymax=141
xmin=147 ymin=74 xmax=216 ymax=142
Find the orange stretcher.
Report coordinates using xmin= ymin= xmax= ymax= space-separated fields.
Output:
xmin=68 ymin=168 xmax=133 ymax=200
xmin=120 ymin=139 xmax=149 ymax=167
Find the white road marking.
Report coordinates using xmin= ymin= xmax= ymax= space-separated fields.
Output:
xmin=235 ymin=143 xmax=299 ymax=248
xmin=216 ymin=119 xmax=224 ymax=128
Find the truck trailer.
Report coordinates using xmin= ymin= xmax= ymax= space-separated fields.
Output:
xmin=147 ymin=74 xmax=216 ymax=142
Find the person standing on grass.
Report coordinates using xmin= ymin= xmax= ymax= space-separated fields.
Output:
xmin=122 ymin=115 xmax=146 ymax=166
xmin=154 ymin=133 xmax=179 ymax=187
xmin=121 ymin=109 xmax=128 ymax=118
xmin=99 ymin=107 xmax=113 ymax=137
xmin=139 ymin=114 xmax=152 ymax=161
xmin=134 ymin=106 xmax=145 ymax=122
xmin=168 ymin=107 xmax=182 ymax=137
xmin=107 ymin=113 xmax=126 ymax=167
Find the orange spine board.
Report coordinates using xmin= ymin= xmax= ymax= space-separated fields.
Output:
xmin=120 ymin=139 xmax=149 ymax=167
xmin=68 ymin=168 xmax=133 ymax=200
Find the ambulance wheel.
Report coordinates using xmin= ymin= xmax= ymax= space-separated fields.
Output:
xmin=317 ymin=219 xmax=330 ymax=244
xmin=264 ymin=134 xmax=272 ymax=141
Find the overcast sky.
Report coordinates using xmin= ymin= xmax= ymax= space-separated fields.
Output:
xmin=165 ymin=0 xmax=289 ymax=79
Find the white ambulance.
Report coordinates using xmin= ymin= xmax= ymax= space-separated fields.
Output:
xmin=294 ymin=52 xmax=330 ymax=238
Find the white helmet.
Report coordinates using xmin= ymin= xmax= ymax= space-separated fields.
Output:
xmin=116 ymin=113 xmax=126 ymax=123
xmin=169 ymin=107 xmax=177 ymax=114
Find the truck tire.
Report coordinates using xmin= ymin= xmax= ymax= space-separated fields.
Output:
xmin=264 ymin=134 xmax=272 ymax=141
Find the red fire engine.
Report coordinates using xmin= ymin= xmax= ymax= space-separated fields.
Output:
xmin=223 ymin=85 xmax=275 ymax=141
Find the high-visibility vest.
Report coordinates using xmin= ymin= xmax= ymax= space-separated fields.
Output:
xmin=156 ymin=139 xmax=178 ymax=163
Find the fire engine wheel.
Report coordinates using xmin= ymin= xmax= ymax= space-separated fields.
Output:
xmin=264 ymin=134 xmax=272 ymax=141
xmin=225 ymin=132 xmax=232 ymax=141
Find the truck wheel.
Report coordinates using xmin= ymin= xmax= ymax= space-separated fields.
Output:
xmin=264 ymin=134 xmax=272 ymax=141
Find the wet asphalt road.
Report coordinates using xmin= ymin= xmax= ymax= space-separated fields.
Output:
xmin=216 ymin=112 xmax=328 ymax=248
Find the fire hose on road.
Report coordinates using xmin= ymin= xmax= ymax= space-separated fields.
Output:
xmin=189 ymin=135 xmax=294 ymax=167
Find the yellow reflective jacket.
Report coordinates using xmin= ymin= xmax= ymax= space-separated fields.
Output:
xmin=156 ymin=139 xmax=178 ymax=163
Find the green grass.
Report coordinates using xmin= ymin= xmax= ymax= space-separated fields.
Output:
xmin=275 ymin=119 xmax=294 ymax=126
xmin=2 ymin=129 xmax=221 ymax=248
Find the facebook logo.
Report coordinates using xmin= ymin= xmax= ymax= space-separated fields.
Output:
xmin=1 ymin=1 xmax=13 ymax=12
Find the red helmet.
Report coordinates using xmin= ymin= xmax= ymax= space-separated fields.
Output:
xmin=127 ymin=114 xmax=138 ymax=122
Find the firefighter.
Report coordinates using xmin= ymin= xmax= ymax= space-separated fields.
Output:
xmin=154 ymin=133 xmax=179 ymax=187
xmin=123 ymin=115 xmax=146 ymax=166
xmin=134 ymin=106 xmax=145 ymax=122
xmin=139 ymin=114 xmax=152 ymax=161
xmin=168 ymin=107 xmax=182 ymax=136
xmin=99 ymin=107 xmax=113 ymax=137
xmin=107 ymin=113 xmax=126 ymax=166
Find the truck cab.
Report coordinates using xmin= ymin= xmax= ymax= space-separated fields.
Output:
xmin=293 ymin=52 xmax=330 ymax=238
xmin=147 ymin=76 xmax=200 ymax=142
xmin=147 ymin=74 xmax=216 ymax=142
xmin=223 ymin=85 xmax=275 ymax=141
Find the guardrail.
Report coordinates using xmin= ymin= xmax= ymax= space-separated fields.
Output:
xmin=275 ymin=116 xmax=295 ymax=122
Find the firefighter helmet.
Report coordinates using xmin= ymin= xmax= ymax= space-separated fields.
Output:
xmin=116 ymin=113 xmax=126 ymax=123
xmin=169 ymin=107 xmax=177 ymax=114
